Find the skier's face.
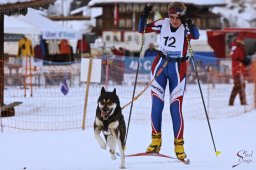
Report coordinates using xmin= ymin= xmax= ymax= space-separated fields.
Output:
xmin=169 ymin=14 xmax=181 ymax=28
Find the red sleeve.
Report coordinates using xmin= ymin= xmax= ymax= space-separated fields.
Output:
xmin=144 ymin=19 xmax=164 ymax=33
xmin=111 ymin=48 xmax=124 ymax=56
xmin=238 ymin=45 xmax=246 ymax=61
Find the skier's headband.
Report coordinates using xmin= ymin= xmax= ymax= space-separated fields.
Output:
xmin=168 ymin=7 xmax=186 ymax=16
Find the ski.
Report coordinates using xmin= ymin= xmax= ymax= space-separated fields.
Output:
xmin=179 ymin=158 xmax=190 ymax=165
xmin=0 ymin=102 xmax=23 ymax=112
xmin=126 ymin=152 xmax=190 ymax=164
xmin=126 ymin=152 xmax=176 ymax=159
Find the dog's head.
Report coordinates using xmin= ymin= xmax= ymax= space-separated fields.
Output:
xmin=97 ymin=87 xmax=120 ymax=120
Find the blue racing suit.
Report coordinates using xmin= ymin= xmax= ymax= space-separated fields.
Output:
xmin=139 ymin=17 xmax=199 ymax=139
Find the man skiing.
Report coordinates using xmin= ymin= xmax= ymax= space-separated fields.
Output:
xmin=138 ymin=2 xmax=199 ymax=161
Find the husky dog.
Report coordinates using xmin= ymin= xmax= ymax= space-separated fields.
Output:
xmin=94 ymin=87 xmax=126 ymax=169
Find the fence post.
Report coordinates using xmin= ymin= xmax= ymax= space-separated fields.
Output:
xmin=254 ymin=81 xmax=256 ymax=109
xmin=82 ymin=56 xmax=93 ymax=130
xmin=252 ymin=61 xmax=256 ymax=109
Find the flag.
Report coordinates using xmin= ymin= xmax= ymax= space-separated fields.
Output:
xmin=114 ymin=3 xmax=119 ymax=27
xmin=61 ymin=79 xmax=69 ymax=95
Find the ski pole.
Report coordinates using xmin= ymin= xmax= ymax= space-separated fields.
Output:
xmin=186 ymin=35 xmax=221 ymax=156
xmin=24 ymin=55 xmax=28 ymax=97
xmin=124 ymin=31 xmax=144 ymax=146
xmin=125 ymin=4 xmax=152 ymax=146
xmin=29 ymin=56 xmax=33 ymax=97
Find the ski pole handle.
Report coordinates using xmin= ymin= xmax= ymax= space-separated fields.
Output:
xmin=138 ymin=4 xmax=152 ymax=33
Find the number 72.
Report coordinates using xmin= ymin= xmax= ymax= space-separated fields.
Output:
xmin=163 ymin=36 xmax=176 ymax=47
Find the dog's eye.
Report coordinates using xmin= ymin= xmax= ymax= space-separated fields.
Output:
xmin=107 ymin=99 xmax=113 ymax=105
xmin=100 ymin=99 xmax=106 ymax=105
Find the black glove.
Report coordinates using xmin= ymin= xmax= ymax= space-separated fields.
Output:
xmin=180 ymin=15 xmax=193 ymax=26
xmin=141 ymin=5 xmax=152 ymax=17
xmin=243 ymin=57 xmax=252 ymax=66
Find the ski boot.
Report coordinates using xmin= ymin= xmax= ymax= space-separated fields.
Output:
xmin=174 ymin=138 xmax=187 ymax=160
xmin=146 ymin=132 xmax=162 ymax=153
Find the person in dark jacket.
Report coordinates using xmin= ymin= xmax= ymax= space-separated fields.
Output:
xmin=144 ymin=43 xmax=158 ymax=58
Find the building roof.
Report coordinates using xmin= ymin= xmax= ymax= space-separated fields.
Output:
xmin=4 ymin=15 xmax=40 ymax=34
xmin=0 ymin=0 xmax=56 ymax=16
xmin=18 ymin=8 xmax=82 ymax=39
xmin=89 ymin=0 xmax=226 ymax=7
xmin=48 ymin=15 xmax=91 ymax=21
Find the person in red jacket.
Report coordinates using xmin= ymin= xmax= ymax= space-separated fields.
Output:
xmin=229 ymin=35 xmax=247 ymax=106
xmin=110 ymin=46 xmax=125 ymax=84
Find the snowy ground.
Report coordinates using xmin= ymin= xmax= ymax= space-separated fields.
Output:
xmin=0 ymin=108 xmax=255 ymax=170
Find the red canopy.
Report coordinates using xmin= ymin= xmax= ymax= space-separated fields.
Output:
xmin=207 ymin=28 xmax=256 ymax=58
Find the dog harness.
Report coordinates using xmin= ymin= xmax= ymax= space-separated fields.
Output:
xmin=102 ymin=110 xmax=123 ymax=136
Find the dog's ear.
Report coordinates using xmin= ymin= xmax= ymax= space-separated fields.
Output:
xmin=113 ymin=88 xmax=116 ymax=94
xmin=101 ymin=87 xmax=105 ymax=95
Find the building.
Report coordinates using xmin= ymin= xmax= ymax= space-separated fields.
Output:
xmin=88 ymin=0 xmax=226 ymax=36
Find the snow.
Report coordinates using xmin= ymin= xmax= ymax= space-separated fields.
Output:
xmin=0 ymin=110 xmax=255 ymax=169
xmin=88 ymin=0 xmax=226 ymax=7
xmin=0 ymin=0 xmax=31 ymax=5
xmin=0 ymin=85 xmax=255 ymax=170
xmin=1 ymin=0 xmax=256 ymax=169
xmin=212 ymin=0 xmax=256 ymax=28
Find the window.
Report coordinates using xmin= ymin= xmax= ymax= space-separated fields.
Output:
xmin=113 ymin=36 xmax=119 ymax=42
xmin=133 ymin=4 xmax=139 ymax=12
xmin=160 ymin=4 xmax=167 ymax=13
xmin=200 ymin=18 xmax=207 ymax=29
xmin=209 ymin=18 xmax=221 ymax=29
xmin=154 ymin=4 xmax=160 ymax=12
xmin=119 ymin=4 xmax=126 ymax=13
xmin=126 ymin=4 xmax=132 ymax=12
xmin=127 ymin=35 xmax=132 ymax=41
xmin=106 ymin=35 xmax=110 ymax=41
xmin=126 ymin=19 xmax=132 ymax=28
xmin=139 ymin=4 xmax=144 ymax=11
xmin=119 ymin=19 xmax=125 ymax=28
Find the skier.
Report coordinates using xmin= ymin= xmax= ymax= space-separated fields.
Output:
xmin=138 ymin=2 xmax=199 ymax=161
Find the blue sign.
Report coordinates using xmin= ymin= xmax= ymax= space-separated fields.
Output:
xmin=124 ymin=57 xmax=154 ymax=74
xmin=43 ymin=31 xmax=79 ymax=39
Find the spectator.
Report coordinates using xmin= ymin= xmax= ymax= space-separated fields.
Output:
xmin=144 ymin=43 xmax=158 ymax=57
xmin=111 ymin=46 xmax=125 ymax=56
xmin=229 ymin=35 xmax=247 ymax=106
xmin=110 ymin=46 xmax=125 ymax=85
xmin=18 ymin=35 xmax=34 ymax=58
xmin=76 ymin=35 xmax=90 ymax=58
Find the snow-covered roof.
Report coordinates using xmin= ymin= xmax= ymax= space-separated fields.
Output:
xmin=212 ymin=1 xmax=256 ymax=28
xmin=0 ymin=0 xmax=56 ymax=16
xmin=70 ymin=5 xmax=100 ymax=17
xmin=89 ymin=0 xmax=226 ymax=7
xmin=70 ymin=6 xmax=88 ymax=16
xmin=0 ymin=0 xmax=32 ymax=5
xmin=4 ymin=15 xmax=40 ymax=34
xmin=14 ymin=8 xmax=82 ymax=39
